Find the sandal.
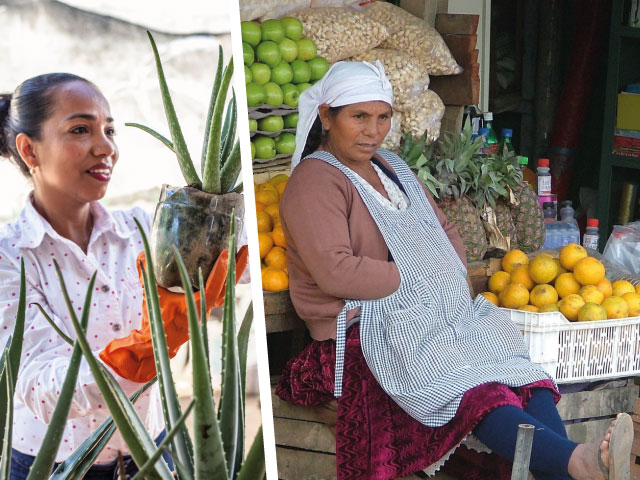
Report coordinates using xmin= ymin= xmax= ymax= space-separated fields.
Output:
xmin=597 ymin=413 xmax=633 ymax=479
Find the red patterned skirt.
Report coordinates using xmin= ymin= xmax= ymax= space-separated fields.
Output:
xmin=276 ymin=326 xmax=559 ymax=480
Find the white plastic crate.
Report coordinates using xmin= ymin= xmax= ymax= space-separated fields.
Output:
xmin=504 ymin=309 xmax=640 ymax=384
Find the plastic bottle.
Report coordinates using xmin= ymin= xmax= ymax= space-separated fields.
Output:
xmin=519 ymin=156 xmax=537 ymax=189
xmin=542 ymin=202 xmax=559 ymax=249
xmin=483 ymin=112 xmax=499 ymax=154
xmin=499 ymin=128 xmax=516 ymax=155
xmin=558 ymin=201 xmax=580 ymax=246
xmin=477 ymin=127 xmax=490 ymax=155
xmin=583 ymin=218 xmax=600 ymax=250
xmin=536 ymin=158 xmax=552 ymax=196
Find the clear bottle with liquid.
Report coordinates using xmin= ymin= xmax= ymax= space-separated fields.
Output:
xmin=478 ymin=127 xmax=490 ymax=155
xmin=542 ymin=202 xmax=560 ymax=248
xmin=583 ymin=218 xmax=600 ymax=250
xmin=558 ymin=201 xmax=580 ymax=246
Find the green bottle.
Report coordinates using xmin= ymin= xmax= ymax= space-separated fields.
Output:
xmin=499 ymin=128 xmax=515 ymax=154
xmin=483 ymin=112 xmax=498 ymax=154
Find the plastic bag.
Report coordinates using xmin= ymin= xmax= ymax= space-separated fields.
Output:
xmin=602 ymin=222 xmax=640 ymax=276
xmin=349 ymin=48 xmax=430 ymax=112
xmin=362 ymin=2 xmax=462 ymax=76
xmin=310 ymin=0 xmax=360 ymax=7
xmin=380 ymin=110 xmax=402 ymax=152
xmin=240 ymin=0 xmax=311 ymax=21
xmin=400 ymin=89 xmax=445 ymax=143
xmin=292 ymin=7 xmax=389 ymax=63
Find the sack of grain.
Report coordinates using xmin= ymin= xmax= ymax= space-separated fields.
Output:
xmin=241 ymin=0 xmax=311 ymax=21
xmin=400 ymin=90 xmax=445 ymax=143
xmin=381 ymin=110 xmax=402 ymax=152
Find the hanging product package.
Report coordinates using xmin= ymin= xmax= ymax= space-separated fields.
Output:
xmin=602 ymin=221 xmax=640 ymax=275
xmin=150 ymin=185 xmax=245 ymax=290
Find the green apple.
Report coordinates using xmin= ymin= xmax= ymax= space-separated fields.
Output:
xmin=271 ymin=61 xmax=293 ymax=85
xmin=296 ymin=82 xmax=312 ymax=95
xmin=254 ymin=135 xmax=276 ymax=159
xmin=245 ymin=82 xmax=266 ymax=107
xmin=244 ymin=65 xmax=252 ymax=84
xmin=281 ymin=17 xmax=303 ymax=41
xmin=242 ymin=42 xmax=254 ymax=66
xmin=278 ymin=38 xmax=298 ymax=63
xmin=263 ymin=82 xmax=284 ymax=106
xmin=249 ymin=118 xmax=258 ymax=131
xmin=296 ymin=37 xmax=317 ymax=61
xmin=261 ymin=19 xmax=284 ymax=43
xmin=275 ymin=132 xmax=296 ymax=155
xmin=249 ymin=62 xmax=271 ymax=85
xmin=241 ymin=21 xmax=261 ymax=47
xmin=256 ymin=40 xmax=281 ymax=67
xmin=290 ymin=59 xmax=311 ymax=84
xmin=283 ymin=112 xmax=299 ymax=129
xmin=281 ymin=83 xmax=300 ymax=107
xmin=307 ymin=56 xmax=329 ymax=81
xmin=258 ymin=115 xmax=285 ymax=132
xmin=251 ymin=140 xmax=256 ymax=160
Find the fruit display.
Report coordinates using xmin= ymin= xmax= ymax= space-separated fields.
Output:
xmin=255 ymin=174 xmax=290 ymax=291
xmin=480 ymin=244 xmax=640 ymax=322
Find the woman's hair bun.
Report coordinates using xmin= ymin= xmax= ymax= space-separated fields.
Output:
xmin=0 ymin=93 xmax=12 ymax=157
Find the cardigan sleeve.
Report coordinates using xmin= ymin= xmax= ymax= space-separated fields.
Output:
xmin=281 ymin=160 xmax=401 ymax=300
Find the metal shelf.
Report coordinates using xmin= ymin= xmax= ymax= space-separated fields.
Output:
xmin=612 ymin=154 xmax=640 ymax=169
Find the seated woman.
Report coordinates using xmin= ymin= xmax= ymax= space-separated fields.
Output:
xmin=0 ymin=73 xmax=246 ymax=479
xmin=275 ymin=61 xmax=632 ymax=480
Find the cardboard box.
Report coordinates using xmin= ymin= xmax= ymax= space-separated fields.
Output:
xmin=617 ymin=92 xmax=640 ymax=131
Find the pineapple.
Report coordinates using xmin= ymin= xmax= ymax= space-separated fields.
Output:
xmin=511 ymin=183 xmax=545 ymax=252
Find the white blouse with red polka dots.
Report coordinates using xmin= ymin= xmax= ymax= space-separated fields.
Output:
xmin=0 ymin=194 xmax=164 ymax=464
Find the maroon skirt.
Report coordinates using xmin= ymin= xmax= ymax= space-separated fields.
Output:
xmin=276 ymin=326 xmax=559 ymax=480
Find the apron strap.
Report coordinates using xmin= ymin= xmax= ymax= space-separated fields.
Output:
xmin=334 ymin=299 xmax=359 ymax=398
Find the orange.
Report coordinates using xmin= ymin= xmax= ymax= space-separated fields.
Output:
xmin=480 ymin=292 xmax=499 ymax=306
xmin=488 ymin=271 xmax=511 ymax=295
xmin=612 ymin=280 xmax=635 ymax=297
xmin=558 ymin=294 xmax=586 ymax=321
xmin=256 ymin=210 xmax=273 ymax=233
xmin=554 ymin=258 xmax=568 ymax=278
xmin=572 ymin=257 xmax=605 ymax=286
xmin=255 ymin=201 xmax=266 ymax=211
xmin=520 ymin=305 xmax=539 ymax=312
xmin=622 ymin=292 xmax=640 ymax=316
xmin=602 ymin=296 xmax=629 ymax=319
xmin=577 ymin=303 xmax=607 ymax=322
xmin=529 ymin=254 xmax=558 ymax=284
xmin=510 ymin=265 xmax=534 ymax=291
xmin=539 ymin=304 xmax=560 ymax=313
xmin=559 ymin=243 xmax=588 ymax=271
xmin=499 ymin=283 xmax=530 ymax=309
xmin=275 ymin=180 xmax=287 ymax=197
xmin=636 ymin=283 xmax=640 ymax=296
xmin=596 ymin=278 xmax=613 ymax=299
xmin=501 ymin=249 xmax=529 ymax=273
xmin=261 ymin=267 xmax=289 ymax=291
xmin=255 ymin=188 xmax=279 ymax=206
xmin=264 ymin=203 xmax=281 ymax=223
xmin=258 ymin=232 xmax=273 ymax=259
xmin=268 ymin=173 xmax=289 ymax=185
xmin=554 ymin=273 xmax=581 ymax=299
xmin=271 ymin=225 xmax=287 ymax=248
xmin=529 ymin=284 xmax=558 ymax=308
xmin=265 ymin=246 xmax=287 ymax=269
xmin=578 ymin=285 xmax=604 ymax=305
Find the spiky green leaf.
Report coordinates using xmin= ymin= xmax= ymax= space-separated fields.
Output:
xmin=201 ymin=45 xmax=225 ymax=175
xmin=124 ymin=123 xmax=175 ymax=153
xmin=1 ymin=354 xmax=14 ymax=480
xmin=236 ymin=427 xmax=265 ymax=480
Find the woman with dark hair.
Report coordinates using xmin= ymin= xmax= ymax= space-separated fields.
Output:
xmin=0 ymin=73 xmax=247 ymax=479
xmin=275 ymin=61 xmax=632 ymax=480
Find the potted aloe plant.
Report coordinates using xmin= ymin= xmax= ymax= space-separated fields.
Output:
xmin=126 ymin=32 xmax=244 ymax=289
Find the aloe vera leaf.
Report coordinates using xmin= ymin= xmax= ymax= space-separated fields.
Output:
xmin=0 ymin=338 xmax=9 ymax=381
xmin=131 ymin=400 xmax=194 ymax=480
xmin=220 ymin=92 xmax=237 ymax=163
xmin=237 ymin=302 xmax=253 ymax=417
xmin=32 ymin=303 xmax=73 ymax=346
xmin=0 ymin=259 xmax=25 ymax=449
xmin=218 ymin=215 xmax=244 ymax=476
xmin=26 ymin=275 xmax=95 ymax=480
xmin=52 ymin=261 xmax=172 ymax=480
xmin=231 ymin=183 xmax=243 ymax=194
xmin=236 ymin=427 xmax=265 ymax=480
xmin=173 ymin=246 xmax=227 ymax=479
xmin=201 ymin=45 xmax=225 ymax=177
xmin=134 ymin=219 xmax=194 ymax=478
xmin=202 ymin=58 xmax=234 ymax=194
xmin=50 ymin=379 xmax=156 ymax=480
xmin=146 ymin=31 xmax=200 ymax=188
xmin=124 ymin=123 xmax=175 ymax=153
xmin=220 ymin=140 xmax=241 ymax=193
xmin=199 ymin=269 xmax=210 ymax=375
xmin=0 ymin=354 xmax=14 ymax=480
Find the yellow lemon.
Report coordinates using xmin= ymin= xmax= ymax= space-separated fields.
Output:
xmin=510 ymin=265 xmax=535 ymax=291
xmin=268 ymin=173 xmax=289 ymax=185
xmin=258 ymin=232 xmax=273 ymax=259
xmin=529 ymin=254 xmax=559 ymax=284
xmin=622 ymin=292 xmax=640 ymax=316
xmin=602 ymin=296 xmax=629 ymax=319
xmin=539 ymin=304 xmax=560 ymax=313
xmin=578 ymin=285 xmax=604 ymax=305
xmin=559 ymin=243 xmax=588 ymax=271
xmin=488 ymin=271 xmax=511 ymax=295
xmin=520 ymin=305 xmax=539 ymax=312
xmin=554 ymin=258 xmax=568 ymax=278
xmin=501 ymin=249 xmax=529 ymax=273
xmin=480 ymin=292 xmax=499 ymax=306
xmin=256 ymin=210 xmax=273 ymax=233
xmin=275 ymin=180 xmax=288 ymax=197
xmin=271 ymin=225 xmax=287 ymax=248
xmin=264 ymin=203 xmax=280 ymax=223
xmin=573 ymin=257 xmax=606 ymax=285
xmin=612 ymin=280 xmax=636 ymax=297
xmin=577 ymin=303 xmax=608 ymax=322
xmin=558 ymin=294 xmax=586 ymax=321
xmin=530 ymin=284 xmax=559 ymax=308
xmin=499 ymin=283 xmax=530 ymax=309
xmin=255 ymin=188 xmax=279 ymax=206
xmin=597 ymin=278 xmax=613 ymax=299
xmin=636 ymin=283 xmax=640 ymax=296
xmin=554 ymin=273 xmax=581 ymax=298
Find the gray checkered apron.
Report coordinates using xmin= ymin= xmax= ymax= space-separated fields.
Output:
xmin=308 ymin=149 xmax=552 ymax=427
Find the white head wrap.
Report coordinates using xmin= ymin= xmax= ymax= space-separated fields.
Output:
xmin=291 ymin=60 xmax=393 ymax=170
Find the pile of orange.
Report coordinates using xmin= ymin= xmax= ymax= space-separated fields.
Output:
xmin=255 ymin=173 xmax=290 ymax=292
xmin=481 ymin=244 xmax=640 ymax=322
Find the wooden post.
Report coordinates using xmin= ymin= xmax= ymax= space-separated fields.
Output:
xmin=511 ymin=423 xmax=534 ymax=480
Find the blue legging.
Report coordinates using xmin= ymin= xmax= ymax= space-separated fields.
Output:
xmin=473 ymin=389 xmax=578 ymax=480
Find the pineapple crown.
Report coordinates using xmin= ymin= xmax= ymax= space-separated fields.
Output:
xmin=470 ymin=145 xmax=523 ymax=210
